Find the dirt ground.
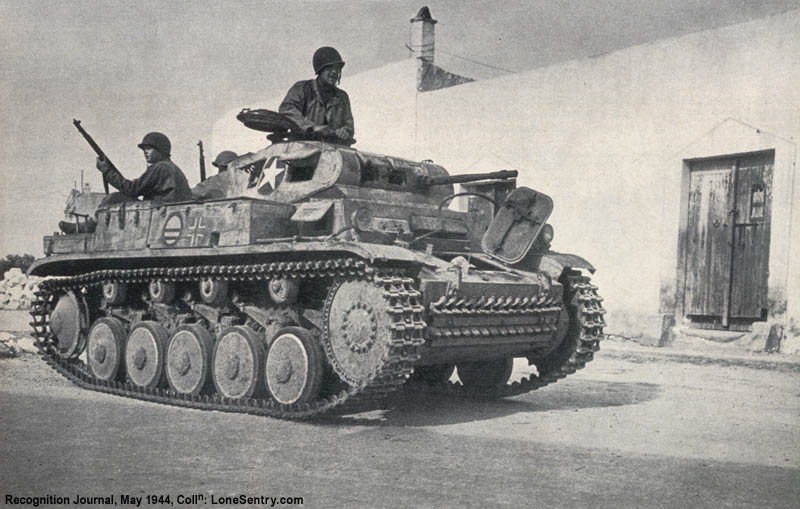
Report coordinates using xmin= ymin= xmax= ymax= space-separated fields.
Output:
xmin=1 ymin=333 xmax=798 ymax=508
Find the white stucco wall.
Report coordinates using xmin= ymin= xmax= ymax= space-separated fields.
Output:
xmin=213 ymin=10 xmax=800 ymax=333
xmin=356 ymin=11 xmax=800 ymax=328
xmin=403 ymin=10 xmax=800 ymax=320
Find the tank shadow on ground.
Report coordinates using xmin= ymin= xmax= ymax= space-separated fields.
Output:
xmin=3 ymin=355 xmax=660 ymax=426
xmin=326 ymin=379 xmax=662 ymax=427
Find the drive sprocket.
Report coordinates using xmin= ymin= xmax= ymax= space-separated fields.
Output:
xmin=323 ymin=277 xmax=424 ymax=387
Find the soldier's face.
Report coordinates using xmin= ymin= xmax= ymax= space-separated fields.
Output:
xmin=142 ymin=146 xmax=162 ymax=163
xmin=318 ymin=64 xmax=342 ymax=88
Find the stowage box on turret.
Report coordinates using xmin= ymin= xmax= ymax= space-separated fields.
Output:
xmin=29 ymin=111 xmax=605 ymax=419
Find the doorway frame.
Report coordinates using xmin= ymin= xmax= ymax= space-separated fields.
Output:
xmin=661 ymin=120 xmax=797 ymax=337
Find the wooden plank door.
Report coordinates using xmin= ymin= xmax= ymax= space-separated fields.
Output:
xmin=729 ymin=152 xmax=773 ymax=319
xmin=683 ymin=151 xmax=774 ymax=326
xmin=684 ymin=159 xmax=736 ymax=318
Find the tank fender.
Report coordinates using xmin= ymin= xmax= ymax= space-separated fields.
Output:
xmin=539 ymin=251 xmax=595 ymax=279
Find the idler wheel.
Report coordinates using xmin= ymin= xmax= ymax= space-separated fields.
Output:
xmin=199 ymin=278 xmax=229 ymax=306
xmin=125 ymin=321 xmax=168 ymax=388
xmin=324 ymin=280 xmax=392 ymax=386
xmin=49 ymin=291 xmax=87 ymax=359
xmin=87 ymin=317 xmax=127 ymax=381
xmin=268 ymin=277 xmax=299 ymax=305
xmin=166 ymin=324 xmax=213 ymax=396
xmin=265 ymin=327 xmax=323 ymax=405
xmin=148 ymin=279 xmax=176 ymax=304
xmin=101 ymin=282 xmax=127 ymax=305
xmin=456 ymin=357 xmax=514 ymax=391
xmin=212 ymin=326 xmax=264 ymax=399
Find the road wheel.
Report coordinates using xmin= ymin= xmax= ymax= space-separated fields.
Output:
xmin=166 ymin=324 xmax=213 ymax=396
xmin=265 ymin=327 xmax=323 ymax=406
xmin=456 ymin=357 xmax=513 ymax=391
xmin=87 ymin=317 xmax=126 ymax=382
xmin=212 ymin=326 xmax=264 ymax=399
xmin=125 ymin=321 xmax=168 ymax=389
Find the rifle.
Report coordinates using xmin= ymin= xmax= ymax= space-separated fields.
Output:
xmin=198 ymin=140 xmax=207 ymax=182
xmin=72 ymin=119 xmax=110 ymax=194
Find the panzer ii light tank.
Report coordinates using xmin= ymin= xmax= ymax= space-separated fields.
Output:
xmin=28 ymin=111 xmax=605 ymax=419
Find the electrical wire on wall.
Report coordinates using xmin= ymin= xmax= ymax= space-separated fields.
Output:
xmin=406 ymin=35 xmax=521 ymax=158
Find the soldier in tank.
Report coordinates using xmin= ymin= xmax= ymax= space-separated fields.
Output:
xmin=279 ymin=46 xmax=355 ymax=143
xmin=212 ymin=150 xmax=238 ymax=173
xmin=95 ymin=131 xmax=193 ymax=204
xmin=60 ymin=132 xmax=193 ymax=234
xmin=190 ymin=150 xmax=241 ymax=200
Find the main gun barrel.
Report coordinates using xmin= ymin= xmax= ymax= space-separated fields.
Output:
xmin=417 ymin=169 xmax=518 ymax=187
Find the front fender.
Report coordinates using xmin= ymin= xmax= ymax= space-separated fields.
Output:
xmin=538 ymin=251 xmax=595 ymax=280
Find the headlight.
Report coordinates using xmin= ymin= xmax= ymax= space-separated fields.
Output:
xmin=351 ymin=207 xmax=373 ymax=232
xmin=541 ymin=224 xmax=554 ymax=243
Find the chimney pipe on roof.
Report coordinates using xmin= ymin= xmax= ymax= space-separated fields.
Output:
xmin=410 ymin=6 xmax=437 ymax=64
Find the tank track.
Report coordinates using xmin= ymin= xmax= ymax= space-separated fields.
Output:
xmin=28 ymin=258 xmax=424 ymax=420
xmin=406 ymin=271 xmax=605 ymax=399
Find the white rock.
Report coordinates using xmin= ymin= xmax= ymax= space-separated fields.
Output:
xmin=11 ymin=336 xmax=37 ymax=354
xmin=4 ymin=269 xmax=25 ymax=286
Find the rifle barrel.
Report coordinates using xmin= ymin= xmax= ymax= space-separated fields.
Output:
xmin=198 ymin=140 xmax=207 ymax=182
xmin=73 ymin=119 xmax=110 ymax=194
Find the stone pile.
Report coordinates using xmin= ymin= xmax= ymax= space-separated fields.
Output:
xmin=0 ymin=268 xmax=42 ymax=310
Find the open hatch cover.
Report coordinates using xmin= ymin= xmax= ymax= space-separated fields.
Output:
xmin=481 ymin=187 xmax=553 ymax=265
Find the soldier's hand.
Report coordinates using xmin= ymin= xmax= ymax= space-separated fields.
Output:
xmin=312 ymin=125 xmax=334 ymax=138
xmin=95 ymin=156 xmax=111 ymax=173
xmin=334 ymin=127 xmax=350 ymax=141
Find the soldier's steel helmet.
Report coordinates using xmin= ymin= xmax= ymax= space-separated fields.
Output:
xmin=212 ymin=151 xmax=238 ymax=168
xmin=137 ymin=132 xmax=171 ymax=157
xmin=313 ymin=47 xmax=345 ymax=74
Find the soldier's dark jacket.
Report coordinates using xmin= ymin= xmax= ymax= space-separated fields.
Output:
xmin=103 ymin=159 xmax=192 ymax=203
xmin=279 ymin=79 xmax=355 ymax=138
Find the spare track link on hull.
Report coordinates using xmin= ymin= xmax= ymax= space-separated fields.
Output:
xmin=406 ymin=270 xmax=605 ymax=399
xmin=28 ymin=258 xmax=424 ymax=420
